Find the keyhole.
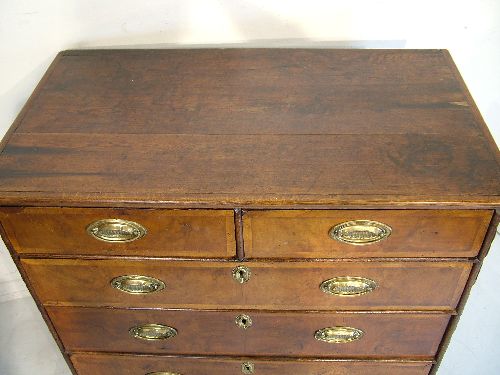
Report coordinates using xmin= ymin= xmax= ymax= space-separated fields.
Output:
xmin=232 ymin=266 xmax=251 ymax=283
xmin=235 ymin=314 xmax=252 ymax=329
xmin=242 ymin=362 xmax=255 ymax=374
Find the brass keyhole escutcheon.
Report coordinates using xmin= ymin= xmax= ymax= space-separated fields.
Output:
xmin=232 ymin=265 xmax=251 ymax=284
xmin=241 ymin=362 xmax=255 ymax=374
xmin=235 ymin=314 xmax=253 ymax=329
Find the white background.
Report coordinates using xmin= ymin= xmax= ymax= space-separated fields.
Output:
xmin=0 ymin=1 xmax=499 ymax=374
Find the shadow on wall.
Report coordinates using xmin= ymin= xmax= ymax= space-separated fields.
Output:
xmin=0 ymin=55 xmax=56 ymax=136
xmin=74 ymin=38 xmax=408 ymax=49
xmin=70 ymin=0 xmax=406 ymax=49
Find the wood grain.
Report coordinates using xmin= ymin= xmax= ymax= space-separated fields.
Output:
xmin=0 ymin=221 xmax=79 ymax=375
xmin=0 ymin=207 xmax=235 ymax=257
xmin=429 ymin=209 xmax=500 ymax=375
xmin=244 ymin=210 xmax=492 ymax=258
xmin=23 ymin=258 xmax=471 ymax=311
xmin=11 ymin=50 xmax=476 ymax=136
xmin=0 ymin=49 xmax=498 ymax=375
xmin=0 ymin=49 xmax=497 ymax=208
xmin=47 ymin=307 xmax=450 ymax=358
xmin=71 ymin=353 xmax=433 ymax=375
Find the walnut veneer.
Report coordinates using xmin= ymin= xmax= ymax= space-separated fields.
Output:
xmin=0 ymin=49 xmax=498 ymax=375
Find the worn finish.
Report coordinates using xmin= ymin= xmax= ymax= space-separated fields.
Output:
xmin=0 ymin=49 xmax=498 ymax=208
xmin=22 ymin=258 xmax=471 ymax=311
xmin=244 ymin=210 xmax=492 ymax=258
xmin=0 ymin=207 xmax=235 ymax=257
xmin=0 ymin=221 xmax=79 ymax=375
xmin=71 ymin=354 xmax=433 ymax=375
xmin=234 ymin=208 xmax=245 ymax=260
xmin=47 ymin=307 xmax=450 ymax=358
xmin=0 ymin=49 xmax=498 ymax=374
xmin=429 ymin=210 xmax=500 ymax=375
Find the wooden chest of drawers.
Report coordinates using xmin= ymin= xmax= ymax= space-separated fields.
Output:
xmin=0 ymin=49 xmax=498 ymax=375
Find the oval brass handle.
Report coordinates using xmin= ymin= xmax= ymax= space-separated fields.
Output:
xmin=147 ymin=372 xmax=182 ymax=375
xmin=86 ymin=219 xmax=147 ymax=243
xmin=241 ymin=362 xmax=255 ymax=374
xmin=329 ymin=220 xmax=391 ymax=245
xmin=235 ymin=314 xmax=253 ymax=329
xmin=232 ymin=265 xmax=251 ymax=284
xmin=320 ymin=276 xmax=377 ymax=296
xmin=111 ymin=275 xmax=165 ymax=294
xmin=129 ymin=324 xmax=177 ymax=341
xmin=314 ymin=326 xmax=364 ymax=343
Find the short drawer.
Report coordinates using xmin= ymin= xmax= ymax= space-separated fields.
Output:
xmin=23 ymin=259 xmax=471 ymax=310
xmin=243 ymin=210 xmax=492 ymax=258
xmin=0 ymin=207 xmax=235 ymax=257
xmin=71 ymin=353 xmax=433 ymax=375
xmin=48 ymin=307 xmax=449 ymax=358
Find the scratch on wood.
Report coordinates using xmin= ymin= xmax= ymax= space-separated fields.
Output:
xmin=449 ymin=101 xmax=469 ymax=107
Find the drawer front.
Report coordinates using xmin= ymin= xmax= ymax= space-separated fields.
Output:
xmin=71 ymin=353 xmax=433 ymax=375
xmin=0 ymin=207 xmax=235 ymax=257
xmin=244 ymin=210 xmax=492 ymax=258
xmin=48 ymin=307 xmax=449 ymax=358
xmin=24 ymin=259 xmax=471 ymax=310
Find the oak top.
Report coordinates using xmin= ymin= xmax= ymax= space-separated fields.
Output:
xmin=0 ymin=49 xmax=498 ymax=208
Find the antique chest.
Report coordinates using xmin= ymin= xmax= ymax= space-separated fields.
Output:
xmin=0 ymin=49 xmax=498 ymax=375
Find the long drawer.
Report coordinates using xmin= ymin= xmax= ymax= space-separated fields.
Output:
xmin=71 ymin=353 xmax=433 ymax=375
xmin=243 ymin=210 xmax=492 ymax=258
xmin=0 ymin=207 xmax=235 ymax=257
xmin=48 ymin=307 xmax=450 ymax=358
xmin=24 ymin=259 xmax=471 ymax=310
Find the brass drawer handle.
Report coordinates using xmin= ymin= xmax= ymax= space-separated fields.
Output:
xmin=235 ymin=314 xmax=253 ymax=329
xmin=147 ymin=373 xmax=182 ymax=375
xmin=129 ymin=324 xmax=177 ymax=341
xmin=232 ymin=265 xmax=251 ymax=284
xmin=241 ymin=362 xmax=255 ymax=374
xmin=111 ymin=275 xmax=165 ymax=294
xmin=320 ymin=276 xmax=377 ymax=296
xmin=329 ymin=220 xmax=391 ymax=245
xmin=314 ymin=326 xmax=364 ymax=343
xmin=86 ymin=219 xmax=147 ymax=242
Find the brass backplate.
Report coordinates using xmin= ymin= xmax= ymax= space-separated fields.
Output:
xmin=320 ymin=276 xmax=377 ymax=296
xmin=129 ymin=324 xmax=177 ymax=341
xmin=86 ymin=218 xmax=147 ymax=242
xmin=111 ymin=275 xmax=165 ymax=294
xmin=329 ymin=220 xmax=391 ymax=245
xmin=314 ymin=326 xmax=364 ymax=343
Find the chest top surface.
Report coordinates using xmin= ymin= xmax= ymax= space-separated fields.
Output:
xmin=0 ymin=49 xmax=498 ymax=208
